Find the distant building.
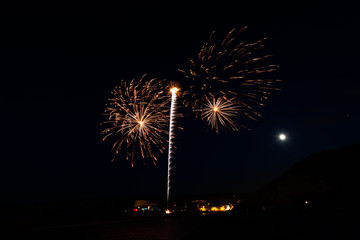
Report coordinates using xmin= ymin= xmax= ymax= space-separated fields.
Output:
xmin=133 ymin=200 xmax=160 ymax=212
xmin=190 ymin=200 xmax=234 ymax=212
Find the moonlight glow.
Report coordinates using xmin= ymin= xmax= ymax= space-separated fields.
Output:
xmin=279 ymin=134 xmax=286 ymax=141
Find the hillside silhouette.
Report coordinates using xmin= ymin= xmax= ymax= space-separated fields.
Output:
xmin=259 ymin=144 xmax=359 ymax=208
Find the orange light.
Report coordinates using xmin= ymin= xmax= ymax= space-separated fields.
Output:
xmin=199 ymin=206 xmax=207 ymax=212
xmin=138 ymin=121 xmax=144 ymax=127
xmin=170 ymin=87 xmax=179 ymax=94
xmin=211 ymin=207 xmax=219 ymax=212
xmin=213 ymin=107 xmax=219 ymax=112
xmin=165 ymin=209 xmax=172 ymax=214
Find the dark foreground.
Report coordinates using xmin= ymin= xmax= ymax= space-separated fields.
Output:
xmin=2 ymin=208 xmax=358 ymax=240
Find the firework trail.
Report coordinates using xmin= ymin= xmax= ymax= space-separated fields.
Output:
xmin=101 ymin=75 xmax=170 ymax=166
xmin=167 ymin=86 xmax=179 ymax=204
xmin=179 ymin=26 xmax=279 ymax=132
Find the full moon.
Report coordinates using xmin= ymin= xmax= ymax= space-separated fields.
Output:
xmin=279 ymin=134 xmax=286 ymax=141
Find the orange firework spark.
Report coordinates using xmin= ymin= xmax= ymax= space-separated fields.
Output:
xmin=101 ymin=75 xmax=170 ymax=166
xmin=179 ymin=27 xmax=279 ymax=132
xmin=198 ymin=94 xmax=241 ymax=133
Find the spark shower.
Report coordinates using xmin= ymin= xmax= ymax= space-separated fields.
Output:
xmin=101 ymin=27 xmax=279 ymax=207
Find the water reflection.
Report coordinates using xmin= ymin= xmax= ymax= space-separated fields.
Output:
xmin=102 ymin=217 xmax=194 ymax=240
xmin=27 ymin=216 xmax=203 ymax=240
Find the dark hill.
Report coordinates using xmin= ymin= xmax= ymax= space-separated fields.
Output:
xmin=258 ymin=144 xmax=359 ymax=208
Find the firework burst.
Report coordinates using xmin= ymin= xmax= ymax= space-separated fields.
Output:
xmin=101 ymin=75 xmax=170 ymax=166
xmin=198 ymin=94 xmax=242 ymax=133
xmin=179 ymin=27 xmax=279 ymax=131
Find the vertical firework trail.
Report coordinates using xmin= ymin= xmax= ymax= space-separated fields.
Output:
xmin=167 ymin=87 xmax=179 ymax=205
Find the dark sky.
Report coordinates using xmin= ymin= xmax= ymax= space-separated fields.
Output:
xmin=1 ymin=2 xmax=359 ymax=204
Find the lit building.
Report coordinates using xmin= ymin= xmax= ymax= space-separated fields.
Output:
xmin=133 ymin=200 xmax=160 ymax=212
xmin=191 ymin=200 xmax=234 ymax=212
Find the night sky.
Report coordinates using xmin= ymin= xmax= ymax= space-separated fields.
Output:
xmin=1 ymin=2 xmax=359 ymax=205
